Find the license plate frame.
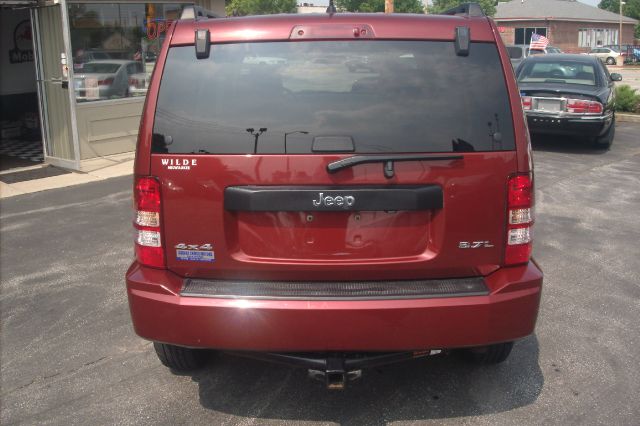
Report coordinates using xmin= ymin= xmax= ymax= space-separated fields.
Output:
xmin=536 ymin=98 xmax=562 ymax=112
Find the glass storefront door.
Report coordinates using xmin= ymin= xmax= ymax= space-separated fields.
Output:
xmin=32 ymin=3 xmax=78 ymax=167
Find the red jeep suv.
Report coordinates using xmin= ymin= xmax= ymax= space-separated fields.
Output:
xmin=126 ymin=3 xmax=543 ymax=388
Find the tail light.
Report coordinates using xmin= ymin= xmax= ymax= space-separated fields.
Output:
xmin=566 ymin=99 xmax=603 ymax=114
xmin=98 ymin=77 xmax=114 ymax=86
xmin=505 ymin=174 xmax=533 ymax=265
xmin=129 ymin=77 xmax=145 ymax=88
xmin=521 ymin=96 xmax=532 ymax=111
xmin=134 ymin=177 xmax=165 ymax=268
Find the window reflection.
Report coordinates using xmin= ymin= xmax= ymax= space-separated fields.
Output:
xmin=68 ymin=3 xmax=182 ymax=102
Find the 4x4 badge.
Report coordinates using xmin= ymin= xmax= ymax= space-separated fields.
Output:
xmin=175 ymin=243 xmax=212 ymax=250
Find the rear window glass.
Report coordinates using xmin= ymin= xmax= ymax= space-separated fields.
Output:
xmin=81 ymin=63 xmax=122 ymax=73
xmin=518 ymin=61 xmax=598 ymax=86
xmin=507 ymin=46 xmax=523 ymax=59
xmin=153 ymin=41 xmax=514 ymax=154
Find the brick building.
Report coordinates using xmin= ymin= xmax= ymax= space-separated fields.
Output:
xmin=494 ymin=0 xmax=638 ymax=53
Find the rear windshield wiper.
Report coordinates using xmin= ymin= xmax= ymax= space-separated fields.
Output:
xmin=327 ymin=154 xmax=464 ymax=178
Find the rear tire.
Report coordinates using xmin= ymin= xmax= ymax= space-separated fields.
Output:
xmin=592 ymin=117 xmax=615 ymax=149
xmin=153 ymin=342 xmax=207 ymax=371
xmin=464 ymin=342 xmax=514 ymax=364
xmin=606 ymin=57 xmax=615 ymax=65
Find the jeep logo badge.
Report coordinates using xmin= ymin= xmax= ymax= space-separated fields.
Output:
xmin=312 ymin=192 xmax=355 ymax=208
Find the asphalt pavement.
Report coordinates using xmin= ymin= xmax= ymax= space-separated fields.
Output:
xmin=614 ymin=67 xmax=640 ymax=91
xmin=1 ymin=124 xmax=639 ymax=425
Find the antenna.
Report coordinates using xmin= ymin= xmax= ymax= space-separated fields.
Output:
xmin=326 ymin=0 xmax=337 ymax=13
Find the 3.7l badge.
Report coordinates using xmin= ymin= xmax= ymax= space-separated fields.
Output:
xmin=458 ymin=241 xmax=494 ymax=249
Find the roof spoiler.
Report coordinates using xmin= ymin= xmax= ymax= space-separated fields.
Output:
xmin=440 ymin=2 xmax=485 ymax=17
xmin=180 ymin=5 xmax=220 ymax=20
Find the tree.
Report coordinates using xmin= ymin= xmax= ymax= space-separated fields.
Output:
xmin=336 ymin=0 xmax=425 ymax=13
xmin=430 ymin=0 xmax=496 ymax=17
xmin=598 ymin=0 xmax=640 ymax=20
xmin=225 ymin=0 xmax=297 ymax=16
xmin=598 ymin=0 xmax=640 ymax=41
xmin=598 ymin=0 xmax=640 ymax=19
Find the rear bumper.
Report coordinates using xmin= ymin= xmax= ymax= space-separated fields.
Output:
xmin=526 ymin=112 xmax=612 ymax=137
xmin=126 ymin=261 xmax=543 ymax=351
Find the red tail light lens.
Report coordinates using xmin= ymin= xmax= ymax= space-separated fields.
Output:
xmin=566 ymin=99 xmax=603 ymax=114
xmin=508 ymin=175 xmax=533 ymax=208
xmin=135 ymin=177 xmax=161 ymax=212
xmin=128 ymin=77 xmax=145 ymax=88
xmin=133 ymin=177 xmax=165 ymax=268
xmin=98 ymin=77 xmax=114 ymax=86
xmin=521 ymin=96 xmax=532 ymax=111
xmin=505 ymin=174 xmax=534 ymax=265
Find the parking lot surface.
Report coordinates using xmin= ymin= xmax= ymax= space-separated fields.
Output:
xmin=614 ymin=66 xmax=640 ymax=91
xmin=1 ymin=123 xmax=639 ymax=425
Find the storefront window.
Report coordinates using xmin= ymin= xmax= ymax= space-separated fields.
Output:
xmin=578 ymin=28 xmax=619 ymax=48
xmin=514 ymin=27 xmax=547 ymax=45
xmin=68 ymin=3 xmax=183 ymax=102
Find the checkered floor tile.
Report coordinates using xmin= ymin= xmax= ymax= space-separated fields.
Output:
xmin=0 ymin=139 xmax=44 ymax=162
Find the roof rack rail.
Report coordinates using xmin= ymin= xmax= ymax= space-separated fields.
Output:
xmin=440 ymin=2 xmax=485 ymax=17
xmin=180 ymin=5 xmax=220 ymax=20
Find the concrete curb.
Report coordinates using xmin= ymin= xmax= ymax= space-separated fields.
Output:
xmin=617 ymin=113 xmax=640 ymax=123
xmin=0 ymin=159 xmax=133 ymax=199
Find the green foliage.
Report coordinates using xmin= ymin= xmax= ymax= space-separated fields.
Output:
xmin=636 ymin=23 xmax=640 ymax=39
xmin=225 ymin=0 xmax=297 ymax=16
xmin=430 ymin=0 xmax=496 ymax=17
xmin=615 ymin=85 xmax=640 ymax=113
xmin=335 ymin=0 xmax=425 ymax=13
xmin=598 ymin=0 xmax=640 ymax=20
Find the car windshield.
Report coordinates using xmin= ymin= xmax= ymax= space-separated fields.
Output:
xmin=81 ymin=63 xmax=121 ymax=73
xmin=518 ymin=61 xmax=598 ymax=86
xmin=153 ymin=41 xmax=515 ymax=154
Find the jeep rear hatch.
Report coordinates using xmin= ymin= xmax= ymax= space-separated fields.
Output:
xmin=148 ymin=40 xmax=518 ymax=280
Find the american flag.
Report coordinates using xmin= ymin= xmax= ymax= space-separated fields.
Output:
xmin=530 ymin=33 xmax=550 ymax=50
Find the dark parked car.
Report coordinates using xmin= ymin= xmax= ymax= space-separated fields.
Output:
xmin=127 ymin=4 xmax=542 ymax=388
xmin=516 ymin=54 xmax=621 ymax=148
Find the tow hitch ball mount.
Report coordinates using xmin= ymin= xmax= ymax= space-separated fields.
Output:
xmin=230 ymin=349 xmax=442 ymax=390
xmin=307 ymin=350 xmax=443 ymax=390
xmin=308 ymin=357 xmax=364 ymax=390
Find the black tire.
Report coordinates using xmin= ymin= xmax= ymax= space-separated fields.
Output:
xmin=153 ymin=342 xmax=207 ymax=371
xmin=464 ymin=341 xmax=514 ymax=364
xmin=592 ymin=116 xmax=615 ymax=149
xmin=606 ymin=57 xmax=615 ymax=65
